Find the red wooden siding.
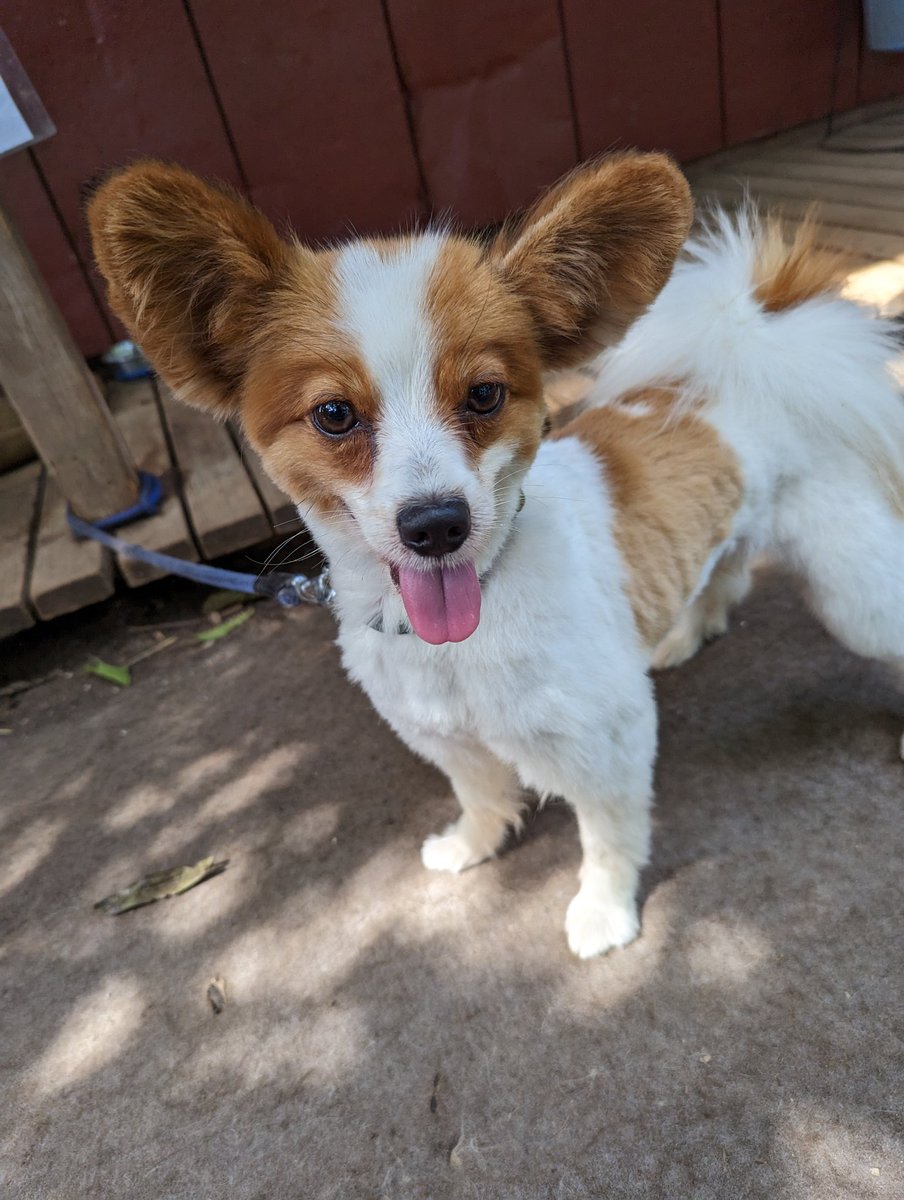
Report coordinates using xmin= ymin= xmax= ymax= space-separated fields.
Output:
xmin=0 ymin=151 xmax=111 ymax=351
xmin=1 ymin=1 xmax=903 ymax=359
xmin=189 ymin=0 xmax=426 ymax=237
xmin=719 ymin=0 xmax=861 ymax=146
xmin=562 ymin=0 xmax=722 ymax=163
xmin=2 ymin=0 xmax=242 ymax=337
xmin=859 ymin=45 xmax=904 ymax=103
xmin=386 ymin=0 xmax=577 ymax=226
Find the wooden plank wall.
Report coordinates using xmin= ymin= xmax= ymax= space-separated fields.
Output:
xmin=2 ymin=0 xmax=903 ymax=358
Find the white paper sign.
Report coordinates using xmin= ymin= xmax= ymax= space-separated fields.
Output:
xmin=0 ymin=72 xmax=32 ymax=155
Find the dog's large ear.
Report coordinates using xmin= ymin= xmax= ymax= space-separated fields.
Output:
xmin=488 ymin=153 xmax=693 ymax=369
xmin=88 ymin=161 xmax=291 ymax=416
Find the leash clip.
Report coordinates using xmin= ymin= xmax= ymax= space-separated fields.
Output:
xmin=269 ymin=569 xmax=335 ymax=610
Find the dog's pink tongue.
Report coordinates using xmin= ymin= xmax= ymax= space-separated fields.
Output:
xmin=397 ymin=562 xmax=481 ymax=644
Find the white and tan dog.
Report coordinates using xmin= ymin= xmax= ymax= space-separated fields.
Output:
xmin=88 ymin=156 xmax=904 ymax=957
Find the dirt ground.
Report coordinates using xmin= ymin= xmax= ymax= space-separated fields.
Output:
xmin=1 ymin=566 xmax=902 ymax=1199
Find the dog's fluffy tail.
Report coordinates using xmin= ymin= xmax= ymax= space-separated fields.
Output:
xmin=593 ymin=204 xmax=904 ymax=513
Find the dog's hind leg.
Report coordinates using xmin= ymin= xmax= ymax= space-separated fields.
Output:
xmin=775 ymin=477 xmax=904 ymax=755
xmin=650 ymin=544 xmax=753 ymax=669
xmin=416 ymin=739 xmax=524 ymax=873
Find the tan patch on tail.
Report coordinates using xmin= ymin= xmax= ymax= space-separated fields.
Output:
xmin=752 ymin=209 xmax=846 ymax=314
xmin=751 ymin=211 xmax=904 ymax=519
xmin=555 ymin=392 xmax=743 ymax=646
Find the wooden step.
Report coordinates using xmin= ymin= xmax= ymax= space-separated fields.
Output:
xmin=108 ymin=379 xmax=199 ymax=586
xmin=158 ymin=383 xmax=271 ymax=559
xmin=30 ymin=471 xmax=114 ymax=621
xmin=0 ymin=461 xmax=40 ymax=637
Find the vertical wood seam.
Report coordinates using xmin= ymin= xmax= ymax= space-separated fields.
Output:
xmin=555 ymin=0 xmax=583 ymax=162
xmin=855 ymin=0 xmax=867 ymax=105
xmin=825 ymin=0 xmax=855 ymax=136
xmin=180 ymin=0 xmax=251 ymax=193
xmin=378 ymin=0 xmax=433 ymax=215
xmin=225 ymin=421 xmax=276 ymax=536
xmin=151 ymin=376 xmax=205 ymax=561
xmin=714 ymin=0 xmax=729 ymax=149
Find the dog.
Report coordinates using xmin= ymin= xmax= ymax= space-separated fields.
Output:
xmin=87 ymin=154 xmax=904 ymax=958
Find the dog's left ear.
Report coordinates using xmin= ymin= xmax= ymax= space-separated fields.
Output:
xmin=489 ymin=152 xmax=693 ymax=369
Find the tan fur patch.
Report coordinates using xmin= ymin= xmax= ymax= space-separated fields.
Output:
xmin=242 ymin=338 xmax=378 ymax=511
xmin=555 ymin=393 xmax=744 ymax=646
xmin=240 ymin=246 xmax=379 ymax=509
xmin=427 ymin=239 xmax=547 ymax=469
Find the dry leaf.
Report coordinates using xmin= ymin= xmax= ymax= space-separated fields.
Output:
xmin=95 ymin=856 xmax=228 ymax=915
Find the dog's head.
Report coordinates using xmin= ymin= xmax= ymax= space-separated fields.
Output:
xmin=88 ymin=154 xmax=691 ymax=643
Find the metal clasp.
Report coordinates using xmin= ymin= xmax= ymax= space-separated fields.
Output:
xmin=274 ymin=569 xmax=335 ymax=609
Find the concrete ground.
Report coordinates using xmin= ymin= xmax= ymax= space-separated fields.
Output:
xmin=1 ymin=568 xmax=901 ymax=1199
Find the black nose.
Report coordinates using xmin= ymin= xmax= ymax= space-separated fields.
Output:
xmin=397 ymin=497 xmax=471 ymax=557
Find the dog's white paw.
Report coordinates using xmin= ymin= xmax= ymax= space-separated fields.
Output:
xmin=565 ymin=889 xmax=639 ymax=959
xmin=421 ymin=828 xmax=491 ymax=873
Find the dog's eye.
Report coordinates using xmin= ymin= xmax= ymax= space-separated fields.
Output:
xmin=312 ymin=399 xmax=359 ymax=436
xmin=467 ymin=381 xmax=506 ymax=416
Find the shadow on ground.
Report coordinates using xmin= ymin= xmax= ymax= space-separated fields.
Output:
xmin=0 ymin=573 xmax=901 ymax=1199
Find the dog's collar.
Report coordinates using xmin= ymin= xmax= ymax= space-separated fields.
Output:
xmin=366 ymin=490 xmax=525 ymax=635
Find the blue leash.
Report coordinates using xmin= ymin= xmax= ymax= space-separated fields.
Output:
xmin=66 ymin=471 xmax=334 ymax=610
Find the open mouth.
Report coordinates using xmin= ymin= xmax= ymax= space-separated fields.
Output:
xmin=390 ymin=561 xmax=481 ymax=645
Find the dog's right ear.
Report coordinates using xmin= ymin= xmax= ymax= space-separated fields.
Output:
xmin=88 ymin=161 xmax=290 ymax=416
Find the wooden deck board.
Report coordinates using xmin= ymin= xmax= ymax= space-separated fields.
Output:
xmin=29 ymin=472 xmax=114 ymax=621
xmin=696 ymin=168 xmax=904 ymax=215
xmin=692 ymin=184 xmax=904 ymax=263
xmin=107 ymin=379 xmax=199 ymax=586
xmin=693 ymin=145 xmax=904 ymax=175
xmin=759 ymin=147 xmax=904 ymax=173
xmin=158 ymin=383 xmax=271 ymax=559
xmin=711 ymin=157 xmax=904 ymax=191
xmin=817 ymin=125 xmax=904 ymax=151
xmin=693 ymin=173 xmax=904 ymax=238
xmin=0 ymin=461 xmax=41 ymax=637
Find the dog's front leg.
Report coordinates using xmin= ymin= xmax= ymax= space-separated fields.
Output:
xmin=411 ymin=738 xmax=523 ymax=873
xmin=520 ymin=700 xmax=656 ymax=958
xmin=564 ymin=789 xmax=652 ymax=959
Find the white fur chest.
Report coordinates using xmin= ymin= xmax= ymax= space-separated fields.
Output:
xmin=327 ymin=439 xmax=651 ymax=765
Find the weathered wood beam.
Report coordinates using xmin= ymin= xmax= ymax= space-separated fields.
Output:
xmin=0 ymin=201 xmax=138 ymax=522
